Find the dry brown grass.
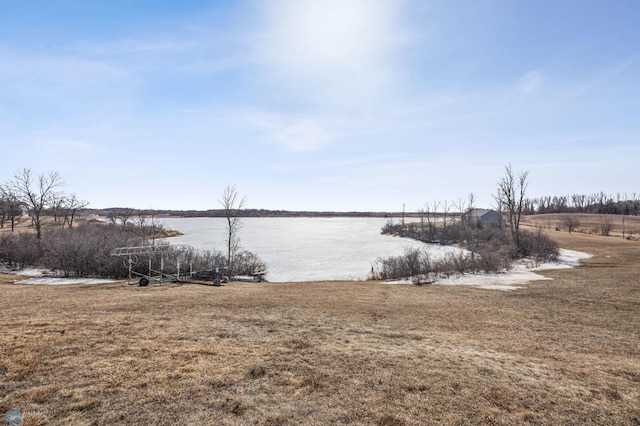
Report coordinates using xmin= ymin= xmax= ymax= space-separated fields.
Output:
xmin=522 ymin=213 xmax=640 ymax=240
xmin=1 ymin=230 xmax=640 ymax=425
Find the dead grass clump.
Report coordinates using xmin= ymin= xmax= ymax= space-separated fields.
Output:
xmin=604 ymin=386 xmax=622 ymax=401
xmin=247 ymin=363 xmax=267 ymax=379
xmin=377 ymin=413 xmax=407 ymax=426
xmin=215 ymin=331 xmax=237 ymax=339
xmin=8 ymin=350 xmax=46 ymax=380
xmin=22 ymin=412 xmax=50 ymax=426
xmin=515 ymin=410 xmax=537 ymax=422
xmin=220 ymin=395 xmax=248 ymax=416
xmin=24 ymin=384 xmax=60 ymax=404
xmin=263 ymin=413 xmax=290 ymax=425
xmin=403 ymin=383 xmax=429 ymax=393
xmin=205 ymin=376 xmax=235 ymax=389
xmin=284 ymin=337 xmax=312 ymax=350
xmin=483 ymin=385 xmax=514 ymax=410
xmin=66 ymin=397 xmax=102 ymax=412
xmin=299 ymin=370 xmax=328 ymax=391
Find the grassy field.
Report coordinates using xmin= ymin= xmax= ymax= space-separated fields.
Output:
xmin=521 ymin=213 xmax=640 ymax=240
xmin=1 ymin=229 xmax=639 ymax=425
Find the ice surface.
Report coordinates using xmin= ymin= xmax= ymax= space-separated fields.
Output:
xmin=161 ymin=217 xmax=462 ymax=282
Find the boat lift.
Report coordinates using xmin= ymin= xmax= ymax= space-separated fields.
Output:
xmin=110 ymin=244 xmax=264 ymax=286
xmin=110 ymin=244 xmax=196 ymax=286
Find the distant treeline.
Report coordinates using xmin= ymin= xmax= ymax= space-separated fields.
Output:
xmin=83 ymin=193 xmax=640 ymax=219
xmin=524 ymin=192 xmax=640 ymax=216
xmin=83 ymin=208 xmax=422 ymax=218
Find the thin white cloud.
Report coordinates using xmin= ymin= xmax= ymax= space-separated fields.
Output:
xmin=253 ymin=0 xmax=412 ymax=106
xmin=0 ymin=47 xmax=125 ymax=82
xmin=36 ymin=137 xmax=94 ymax=153
xmin=272 ymin=119 xmax=333 ymax=152
xmin=70 ymin=29 xmax=254 ymax=75
xmin=224 ymin=108 xmax=334 ymax=152
xmin=0 ymin=47 xmax=130 ymax=111
xmin=516 ymin=70 xmax=543 ymax=95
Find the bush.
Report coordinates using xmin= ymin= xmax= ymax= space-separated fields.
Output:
xmin=474 ymin=247 xmax=513 ymax=273
xmin=2 ymin=222 xmax=179 ymax=278
xmin=560 ymin=215 xmax=581 ymax=233
xmin=381 ymin=219 xmax=403 ymax=235
xmin=233 ymin=251 xmax=267 ymax=276
xmin=599 ymin=215 xmax=613 ymax=236
xmin=375 ymin=246 xmax=513 ymax=281
xmin=38 ymin=222 xmax=143 ymax=277
xmin=375 ymin=247 xmax=431 ymax=279
xmin=0 ymin=232 xmax=41 ymax=269
xmin=378 ymin=214 xmax=560 ymax=282
xmin=0 ymin=219 xmax=267 ymax=280
xmin=377 ymin=217 xmax=562 ymax=280
xmin=517 ymin=229 xmax=559 ymax=264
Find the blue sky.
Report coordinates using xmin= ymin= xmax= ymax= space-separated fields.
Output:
xmin=1 ymin=0 xmax=638 ymax=211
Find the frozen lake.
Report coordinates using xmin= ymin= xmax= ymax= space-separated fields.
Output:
xmin=160 ymin=217 xmax=460 ymax=282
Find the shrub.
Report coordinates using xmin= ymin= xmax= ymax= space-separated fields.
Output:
xmin=233 ymin=250 xmax=267 ymax=276
xmin=0 ymin=218 xmax=265 ymax=280
xmin=381 ymin=219 xmax=403 ymax=235
xmin=375 ymin=248 xmax=431 ymax=280
xmin=517 ymin=229 xmax=559 ymax=264
xmin=378 ymin=213 xmax=560 ymax=282
xmin=561 ymin=215 xmax=581 ymax=233
xmin=0 ymin=232 xmax=41 ymax=269
xmin=39 ymin=222 xmax=143 ymax=277
xmin=599 ymin=215 xmax=613 ymax=236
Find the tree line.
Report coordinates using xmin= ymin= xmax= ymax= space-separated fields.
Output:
xmin=85 ymin=207 xmax=410 ymax=218
xmin=0 ymin=170 xmax=266 ymax=280
xmin=0 ymin=169 xmax=88 ymax=237
xmin=376 ymin=165 xmax=559 ymax=281
xmin=523 ymin=192 xmax=640 ymax=216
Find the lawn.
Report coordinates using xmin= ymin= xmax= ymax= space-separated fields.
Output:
xmin=1 ymin=229 xmax=639 ymax=425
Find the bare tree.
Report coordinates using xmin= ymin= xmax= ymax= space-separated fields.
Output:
xmin=561 ymin=215 xmax=581 ymax=233
xmin=418 ymin=201 xmax=439 ymax=243
xmin=494 ymin=164 xmax=529 ymax=255
xmin=0 ymin=185 xmax=24 ymax=230
xmin=599 ymin=215 xmax=613 ymax=236
xmin=456 ymin=195 xmax=473 ymax=259
xmin=440 ymin=200 xmax=452 ymax=244
xmin=219 ymin=185 xmax=247 ymax=269
xmin=62 ymin=194 xmax=89 ymax=229
xmin=467 ymin=192 xmax=476 ymax=213
xmin=135 ymin=214 xmax=164 ymax=245
xmin=8 ymin=169 xmax=64 ymax=239
xmin=106 ymin=208 xmax=137 ymax=226
xmin=49 ymin=193 xmax=67 ymax=226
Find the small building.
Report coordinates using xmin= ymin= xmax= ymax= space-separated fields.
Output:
xmin=462 ymin=208 xmax=501 ymax=227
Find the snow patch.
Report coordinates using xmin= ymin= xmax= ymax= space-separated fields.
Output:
xmin=0 ymin=264 xmax=44 ymax=276
xmin=2 ymin=263 xmax=118 ymax=285
xmin=14 ymin=278 xmax=118 ymax=285
xmin=384 ymin=248 xmax=592 ymax=291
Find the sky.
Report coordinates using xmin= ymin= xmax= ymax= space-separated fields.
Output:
xmin=0 ymin=0 xmax=638 ymax=212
